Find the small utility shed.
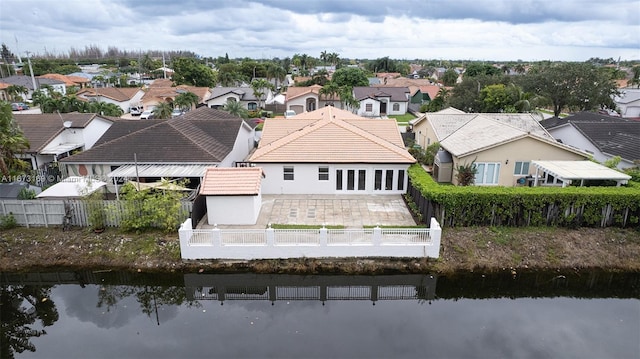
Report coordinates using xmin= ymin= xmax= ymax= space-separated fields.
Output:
xmin=531 ymin=161 xmax=632 ymax=187
xmin=200 ymin=167 xmax=264 ymax=225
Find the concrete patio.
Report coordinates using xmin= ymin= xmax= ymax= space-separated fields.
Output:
xmin=201 ymin=194 xmax=418 ymax=229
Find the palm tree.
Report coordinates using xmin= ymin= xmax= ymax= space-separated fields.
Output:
xmin=174 ymin=91 xmax=199 ymax=112
xmin=271 ymin=65 xmax=287 ymax=91
xmin=222 ymin=99 xmax=248 ymax=119
xmin=6 ymin=85 xmax=28 ymax=102
xmin=319 ymin=82 xmax=340 ymax=105
xmin=153 ymin=102 xmax=173 ymax=119
xmin=251 ymin=79 xmax=274 ymax=109
xmin=328 ymin=52 xmax=340 ymax=67
xmin=338 ymin=86 xmax=358 ymax=110
xmin=0 ymin=103 xmax=30 ymax=176
xmin=320 ymin=50 xmax=328 ymax=65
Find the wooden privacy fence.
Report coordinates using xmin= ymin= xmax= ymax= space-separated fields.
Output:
xmin=0 ymin=199 xmax=192 ymax=228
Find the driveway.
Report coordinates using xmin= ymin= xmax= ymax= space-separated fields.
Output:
xmin=207 ymin=194 xmax=418 ymax=229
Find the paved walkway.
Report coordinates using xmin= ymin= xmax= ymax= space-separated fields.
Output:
xmin=203 ymin=194 xmax=417 ymax=229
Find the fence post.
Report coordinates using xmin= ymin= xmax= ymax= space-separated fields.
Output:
xmin=178 ymin=219 xmax=193 ymax=258
xmin=319 ymin=224 xmax=327 ymax=246
xmin=429 ymin=217 xmax=442 ymax=258
xmin=266 ymin=223 xmax=274 ymax=246
xmin=373 ymin=225 xmax=382 ymax=246
xmin=212 ymin=224 xmax=221 ymax=247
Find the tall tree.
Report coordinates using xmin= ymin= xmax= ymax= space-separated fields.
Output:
xmin=441 ymin=69 xmax=458 ymax=86
xmin=0 ymin=102 xmax=30 ymax=176
xmin=153 ymin=102 xmax=173 ymax=119
xmin=6 ymin=85 xmax=28 ymax=102
xmin=521 ymin=62 xmax=618 ymax=117
xmin=172 ymin=57 xmax=217 ymax=87
xmin=331 ymin=67 xmax=369 ymax=88
xmin=251 ymin=78 xmax=274 ymax=109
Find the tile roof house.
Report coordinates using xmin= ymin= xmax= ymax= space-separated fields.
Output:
xmin=38 ymin=73 xmax=91 ymax=90
xmin=248 ymin=106 xmax=416 ymax=195
xmin=352 ymin=86 xmax=410 ymax=117
xmin=0 ymin=75 xmax=66 ymax=100
xmin=205 ymin=87 xmax=264 ymax=111
xmin=76 ymin=87 xmax=145 ymax=114
xmin=284 ymin=85 xmax=340 ymax=115
xmin=59 ymin=106 xmax=255 ymax=192
xmin=614 ymin=88 xmax=640 ymax=119
xmin=413 ymin=109 xmax=588 ymax=186
xmin=13 ymin=113 xmax=114 ymax=172
xmin=540 ymin=111 xmax=640 ymax=169
xmin=141 ymin=82 xmax=211 ymax=111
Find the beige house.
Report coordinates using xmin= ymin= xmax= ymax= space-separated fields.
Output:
xmin=285 ymin=85 xmax=340 ymax=114
xmin=411 ymin=109 xmax=589 ymax=186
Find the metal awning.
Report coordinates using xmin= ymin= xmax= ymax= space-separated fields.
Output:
xmin=532 ymin=160 xmax=631 ymax=187
xmin=40 ymin=143 xmax=84 ymax=155
xmin=108 ymin=164 xmax=215 ymax=178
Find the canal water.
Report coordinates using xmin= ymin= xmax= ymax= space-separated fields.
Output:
xmin=1 ymin=270 xmax=638 ymax=359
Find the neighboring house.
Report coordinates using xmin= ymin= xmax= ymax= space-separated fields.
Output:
xmin=141 ymin=83 xmax=211 ymax=111
xmin=13 ymin=113 xmax=114 ymax=171
xmin=0 ymin=83 xmax=9 ymax=101
xmin=38 ymin=73 xmax=91 ymax=91
xmin=248 ymin=106 xmax=416 ymax=195
xmin=412 ymin=109 xmax=588 ymax=186
xmin=285 ymin=85 xmax=340 ymax=114
xmin=205 ymin=87 xmax=262 ymax=111
xmin=59 ymin=107 xmax=255 ymax=192
xmin=614 ymin=88 xmax=640 ymax=119
xmin=76 ymin=87 xmax=145 ymax=113
xmin=540 ymin=111 xmax=640 ymax=169
xmin=0 ymin=75 xmax=66 ymax=100
xmin=352 ymin=86 xmax=410 ymax=117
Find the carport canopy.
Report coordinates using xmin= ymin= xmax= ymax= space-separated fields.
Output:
xmin=107 ymin=164 xmax=214 ymax=178
xmin=531 ymin=160 xmax=631 ymax=187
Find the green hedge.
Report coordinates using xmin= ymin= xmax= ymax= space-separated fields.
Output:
xmin=408 ymin=164 xmax=640 ymax=228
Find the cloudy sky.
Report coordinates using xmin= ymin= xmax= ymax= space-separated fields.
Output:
xmin=1 ymin=0 xmax=639 ymax=62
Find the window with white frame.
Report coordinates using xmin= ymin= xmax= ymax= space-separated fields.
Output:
xmin=474 ymin=162 xmax=501 ymax=185
xmin=365 ymin=103 xmax=373 ymax=112
xmin=318 ymin=167 xmax=329 ymax=181
xmin=392 ymin=103 xmax=400 ymax=111
xmin=513 ymin=161 xmax=530 ymax=176
xmin=248 ymin=102 xmax=257 ymax=110
xmin=284 ymin=166 xmax=294 ymax=181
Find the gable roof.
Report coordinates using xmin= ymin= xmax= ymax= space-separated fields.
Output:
xmin=540 ymin=111 xmax=640 ymax=162
xmin=208 ymin=87 xmax=259 ymax=102
xmin=38 ymin=73 xmax=91 ymax=86
xmin=0 ymin=75 xmax=64 ymax=90
xmin=14 ymin=113 xmax=111 ymax=152
xmin=285 ymin=85 xmax=323 ymax=101
xmin=440 ymin=116 xmax=586 ymax=158
xmin=76 ymin=87 xmax=141 ymax=103
xmin=143 ymin=85 xmax=210 ymax=103
xmin=200 ymin=167 xmax=263 ymax=196
xmin=249 ymin=106 xmax=415 ymax=164
xmin=60 ymin=107 xmax=245 ymax=164
xmin=353 ymin=86 xmax=409 ymax=102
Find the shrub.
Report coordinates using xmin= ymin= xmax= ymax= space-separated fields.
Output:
xmin=0 ymin=212 xmax=17 ymax=229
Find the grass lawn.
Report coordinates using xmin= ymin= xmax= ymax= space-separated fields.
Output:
xmin=387 ymin=113 xmax=416 ymax=124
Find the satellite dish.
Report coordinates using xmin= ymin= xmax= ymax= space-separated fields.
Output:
xmin=63 ymin=121 xmax=72 ymax=128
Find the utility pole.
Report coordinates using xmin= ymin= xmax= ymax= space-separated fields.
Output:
xmin=25 ymin=51 xmax=38 ymax=94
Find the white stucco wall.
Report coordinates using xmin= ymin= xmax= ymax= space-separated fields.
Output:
xmin=255 ymin=163 xmax=410 ymax=195
xmin=206 ymin=194 xmax=261 ymax=225
xmin=219 ymin=123 xmax=255 ymax=167
xmin=286 ymin=94 xmax=318 ymax=113
xmin=206 ymin=94 xmax=255 ymax=109
xmin=82 ymin=118 xmax=113 ymax=149
xmin=357 ymin=98 xmax=380 ymax=117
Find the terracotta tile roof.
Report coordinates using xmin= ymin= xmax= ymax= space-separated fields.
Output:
xmin=76 ymin=87 xmax=141 ymax=102
xmin=149 ymin=79 xmax=174 ymax=87
xmin=424 ymin=113 xmax=550 ymax=140
xmin=200 ymin=167 xmax=263 ymax=196
xmin=60 ymin=107 xmax=243 ymax=164
xmin=14 ymin=113 xmax=108 ymax=152
xmin=38 ymin=73 xmax=90 ymax=86
xmin=142 ymin=85 xmax=210 ymax=103
xmin=285 ymin=85 xmax=323 ymax=101
xmin=249 ymin=107 xmax=415 ymax=164
xmin=383 ymin=78 xmax=436 ymax=88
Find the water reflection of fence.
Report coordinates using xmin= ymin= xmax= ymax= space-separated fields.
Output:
xmin=185 ymin=274 xmax=437 ymax=302
xmin=179 ymin=218 xmax=442 ymax=259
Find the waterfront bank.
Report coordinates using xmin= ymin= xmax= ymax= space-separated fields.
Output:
xmin=1 ymin=226 xmax=639 ymax=274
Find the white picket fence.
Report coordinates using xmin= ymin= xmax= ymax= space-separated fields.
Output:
xmin=179 ymin=217 xmax=442 ymax=259
xmin=0 ymin=199 xmax=192 ymax=228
